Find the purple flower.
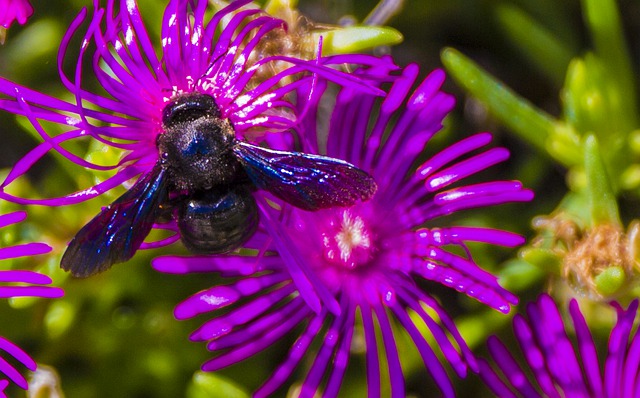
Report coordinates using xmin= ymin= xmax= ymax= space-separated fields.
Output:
xmin=0 ymin=0 xmax=394 ymax=285
xmin=154 ymin=66 xmax=533 ymax=397
xmin=0 ymin=211 xmax=63 ymax=394
xmin=0 ymin=0 xmax=388 ymax=213
xmin=480 ymin=294 xmax=640 ymax=398
xmin=0 ymin=0 xmax=33 ymax=29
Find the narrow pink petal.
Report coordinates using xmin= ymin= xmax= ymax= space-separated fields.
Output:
xmin=417 ymin=133 xmax=493 ymax=179
xmin=174 ymin=273 xmax=288 ymax=319
xmin=255 ymin=312 xmax=327 ymax=398
xmin=0 ymin=212 xmax=26 ymax=227
xmin=259 ymin=201 xmax=339 ymax=315
xmin=485 ymin=336 xmax=540 ymax=397
xmin=512 ymin=315 xmax=561 ymax=398
xmin=0 ymin=336 xmax=35 ymax=389
xmin=190 ymin=284 xmax=294 ymax=341
xmin=478 ymin=358 xmax=519 ymax=398
xmin=531 ymin=295 xmax=589 ymax=396
xmin=201 ymin=305 xmax=309 ymax=371
xmin=1 ymin=166 xmax=143 ymax=206
xmin=323 ymin=301 xmax=355 ymax=398
xmin=0 ymin=336 xmax=36 ymax=371
xmin=360 ymin=300 xmax=380 ymax=398
xmin=414 ymin=227 xmax=524 ymax=250
xmin=152 ymin=254 xmax=274 ymax=276
xmin=0 ymin=286 xmax=64 ymax=299
xmin=569 ymin=299 xmax=603 ymax=396
xmin=298 ymin=312 xmax=348 ymax=397
xmin=425 ymin=148 xmax=510 ymax=192
xmin=0 ymin=356 xmax=28 ymax=390
xmin=207 ymin=298 xmax=307 ymax=351
xmin=605 ymin=300 xmax=638 ymax=397
xmin=0 ymin=243 xmax=51 ymax=260
xmin=373 ymin=302 xmax=404 ymax=398
xmin=390 ymin=302 xmax=456 ymax=397
xmin=0 ymin=270 xmax=51 ymax=284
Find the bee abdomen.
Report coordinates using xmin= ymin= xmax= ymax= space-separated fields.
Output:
xmin=177 ymin=185 xmax=259 ymax=253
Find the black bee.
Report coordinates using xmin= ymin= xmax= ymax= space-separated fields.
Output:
xmin=61 ymin=93 xmax=377 ymax=277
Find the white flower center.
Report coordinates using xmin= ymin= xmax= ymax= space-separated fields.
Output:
xmin=323 ymin=210 xmax=372 ymax=269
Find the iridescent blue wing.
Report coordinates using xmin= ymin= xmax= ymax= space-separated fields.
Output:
xmin=61 ymin=165 xmax=169 ymax=277
xmin=233 ymin=142 xmax=377 ymax=210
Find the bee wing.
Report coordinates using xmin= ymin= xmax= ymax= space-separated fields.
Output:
xmin=233 ymin=141 xmax=377 ymax=211
xmin=61 ymin=165 xmax=169 ymax=277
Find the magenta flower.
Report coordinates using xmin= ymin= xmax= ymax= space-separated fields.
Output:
xmin=480 ymin=294 xmax=640 ymax=398
xmin=154 ymin=66 xmax=533 ymax=397
xmin=0 ymin=211 xmax=63 ymax=394
xmin=0 ymin=0 xmax=386 ymax=205
xmin=0 ymin=0 xmax=391 ymax=276
xmin=0 ymin=0 xmax=33 ymax=29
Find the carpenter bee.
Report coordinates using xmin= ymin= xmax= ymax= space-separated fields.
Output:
xmin=61 ymin=92 xmax=377 ymax=277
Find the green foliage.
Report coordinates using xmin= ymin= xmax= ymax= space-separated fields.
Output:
xmin=594 ymin=266 xmax=626 ymax=296
xmin=440 ymin=47 xmax=565 ymax=161
xmin=187 ymin=372 xmax=250 ymax=398
xmin=440 ymin=0 xmax=640 ymax=392
xmin=4 ymin=0 xmax=640 ymax=397
xmin=315 ymin=26 xmax=403 ymax=55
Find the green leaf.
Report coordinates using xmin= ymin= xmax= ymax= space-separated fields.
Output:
xmin=187 ymin=372 xmax=250 ymax=398
xmin=45 ymin=300 xmax=76 ymax=338
xmin=441 ymin=47 xmax=573 ymax=166
xmin=456 ymin=309 xmax=513 ymax=350
xmin=594 ymin=266 xmax=626 ymax=296
xmin=518 ymin=249 xmax=561 ymax=276
xmin=85 ymin=139 xmax=124 ymax=185
xmin=563 ymin=57 xmax=604 ymax=135
xmin=620 ymin=164 xmax=640 ymax=191
xmin=495 ymin=4 xmax=574 ymax=86
xmin=314 ymin=26 xmax=403 ymax=56
xmin=582 ymin=0 xmax=637 ymax=130
xmin=584 ymin=134 xmax=620 ymax=226
xmin=562 ymin=55 xmax=633 ymax=170
xmin=264 ymin=0 xmax=299 ymax=15
xmin=14 ymin=115 xmax=94 ymax=194
xmin=3 ymin=19 xmax=64 ymax=78
xmin=546 ymin=122 xmax=583 ymax=168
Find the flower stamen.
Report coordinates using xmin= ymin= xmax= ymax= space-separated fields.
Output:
xmin=323 ymin=210 xmax=372 ymax=269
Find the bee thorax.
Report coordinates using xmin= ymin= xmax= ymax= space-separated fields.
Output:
xmin=157 ymin=116 xmax=240 ymax=191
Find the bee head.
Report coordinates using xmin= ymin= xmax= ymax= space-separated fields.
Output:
xmin=162 ymin=92 xmax=220 ymax=128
